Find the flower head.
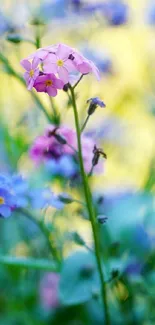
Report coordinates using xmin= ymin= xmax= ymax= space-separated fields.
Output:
xmin=21 ymin=43 xmax=101 ymax=93
xmin=30 ymin=124 xmax=105 ymax=176
xmin=20 ymin=57 xmax=40 ymax=90
xmin=87 ymin=97 xmax=106 ymax=115
xmin=34 ymin=73 xmax=64 ymax=97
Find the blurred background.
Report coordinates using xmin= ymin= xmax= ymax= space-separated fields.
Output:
xmin=0 ymin=0 xmax=155 ymax=324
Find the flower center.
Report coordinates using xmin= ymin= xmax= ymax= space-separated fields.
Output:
xmin=45 ymin=80 xmax=53 ymax=86
xmin=57 ymin=59 xmax=64 ymax=67
xmin=29 ymin=69 xmax=34 ymax=77
xmin=0 ymin=196 xmax=5 ymax=205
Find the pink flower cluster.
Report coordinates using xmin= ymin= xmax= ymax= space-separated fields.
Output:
xmin=20 ymin=43 xmax=100 ymax=96
xmin=30 ymin=125 xmax=103 ymax=174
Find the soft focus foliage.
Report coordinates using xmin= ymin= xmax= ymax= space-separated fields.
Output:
xmin=0 ymin=1 xmax=155 ymax=325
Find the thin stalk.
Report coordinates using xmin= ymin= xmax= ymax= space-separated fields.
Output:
xmin=73 ymin=74 xmax=84 ymax=89
xmin=49 ymin=97 xmax=60 ymax=125
xmin=70 ymin=85 xmax=110 ymax=325
xmin=18 ymin=208 xmax=60 ymax=263
xmin=0 ymin=256 xmax=59 ymax=272
xmin=81 ymin=115 xmax=90 ymax=133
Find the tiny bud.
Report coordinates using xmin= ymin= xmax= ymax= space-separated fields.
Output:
xmin=92 ymin=145 xmax=107 ymax=167
xmin=72 ymin=231 xmax=85 ymax=246
xmin=68 ymin=54 xmax=74 ymax=60
xmin=58 ymin=194 xmax=73 ymax=204
xmin=80 ymin=264 xmax=94 ymax=278
xmin=87 ymin=97 xmax=106 ymax=116
xmin=63 ymin=83 xmax=70 ymax=92
xmin=97 ymin=215 xmax=108 ymax=224
xmin=54 ymin=133 xmax=67 ymax=145
xmin=6 ymin=34 xmax=22 ymax=44
xmin=111 ymin=269 xmax=119 ymax=279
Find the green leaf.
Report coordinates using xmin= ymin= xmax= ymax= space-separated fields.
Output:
xmin=59 ymin=251 xmax=100 ymax=306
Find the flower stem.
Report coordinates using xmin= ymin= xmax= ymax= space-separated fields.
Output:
xmin=18 ymin=208 xmax=61 ymax=263
xmin=81 ymin=115 xmax=90 ymax=133
xmin=70 ymin=85 xmax=110 ymax=325
xmin=73 ymin=74 xmax=84 ymax=89
xmin=0 ymin=255 xmax=59 ymax=272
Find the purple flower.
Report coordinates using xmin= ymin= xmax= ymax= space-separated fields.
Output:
xmin=20 ymin=57 xmax=40 ymax=90
xmin=44 ymin=43 xmax=76 ymax=83
xmin=34 ymin=73 xmax=64 ymax=97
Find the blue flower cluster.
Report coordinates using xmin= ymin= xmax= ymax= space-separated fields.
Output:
xmin=0 ymin=174 xmax=66 ymax=218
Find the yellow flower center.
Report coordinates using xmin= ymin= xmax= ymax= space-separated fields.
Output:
xmin=29 ymin=69 xmax=34 ymax=77
xmin=45 ymin=80 xmax=53 ymax=87
xmin=57 ymin=59 xmax=64 ymax=67
xmin=0 ymin=196 xmax=5 ymax=205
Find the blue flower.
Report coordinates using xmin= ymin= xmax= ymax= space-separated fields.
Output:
xmin=83 ymin=1 xmax=129 ymax=26
xmin=0 ymin=187 xmax=15 ymax=218
xmin=11 ymin=175 xmax=29 ymax=208
xmin=46 ymin=155 xmax=76 ymax=178
xmin=103 ymin=0 xmax=129 ymax=26
xmin=87 ymin=97 xmax=106 ymax=115
xmin=30 ymin=188 xmax=64 ymax=210
xmin=146 ymin=1 xmax=155 ymax=25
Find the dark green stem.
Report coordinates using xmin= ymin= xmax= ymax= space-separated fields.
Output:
xmin=0 ymin=256 xmax=59 ymax=272
xmin=69 ymin=86 xmax=110 ymax=324
xmin=81 ymin=115 xmax=90 ymax=133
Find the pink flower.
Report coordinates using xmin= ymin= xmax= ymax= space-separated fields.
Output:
xmin=43 ymin=43 xmax=76 ymax=83
xmin=20 ymin=57 xmax=40 ymax=90
xmin=40 ymin=273 xmax=60 ymax=310
xmin=30 ymin=124 xmax=104 ymax=174
xmin=34 ymin=73 xmax=64 ymax=97
xmin=72 ymin=50 xmax=100 ymax=80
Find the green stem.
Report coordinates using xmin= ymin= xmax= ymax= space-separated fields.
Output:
xmin=0 ymin=256 xmax=59 ymax=272
xmin=18 ymin=208 xmax=60 ymax=263
xmin=81 ymin=115 xmax=90 ymax=133
xmin=73 ymin=74 xmax=84 ymax=89
xmin=70 ymin=86 xmax=110 ymax=325
xmin=0 ymin=53 xmax=52 ymax=123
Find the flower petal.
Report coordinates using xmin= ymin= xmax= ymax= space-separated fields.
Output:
xmin=54 ymin=78 xmax=64 ymax=89
xmin=0 ymin=205 xmax=11 ymax=218
xmin=32 ymin=57 xmax=40 ymax=69
xmin=47 ymin=86 xmax=57 ymax=97
xmin=64 ymin=59 xmax=76 ymax=72
xmin=58 ymin=67 xmax=69 ymax=83
xmin=20 ymin=59 xmax=31 ymax=71
xmin=57 ymin=44 xmax=72 ymax=61
xmin=44 ymin=62 xmax=58 ymax=74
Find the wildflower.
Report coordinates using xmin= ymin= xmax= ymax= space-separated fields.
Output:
xmin=20 ymin=57 xmax=40 ymax=90
xmin=30 ymin=188 xmax=64 ymax=210
xmin=34 ymin=73 xmax=64 ymax=97
xmin=103 ymin=0 xmax=129 ymax=26
xmin=87 ymin=97 xmax=106 ymax=115
xmin=30 ymin=125 xmax=105 ymax=175
xmin=0 ymin=188 xmax=15 ymax=218
xmin=43 ymin=43 xmax=76 ymax=83
xmin=21 ymin=43 xmax=101 ymax=92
